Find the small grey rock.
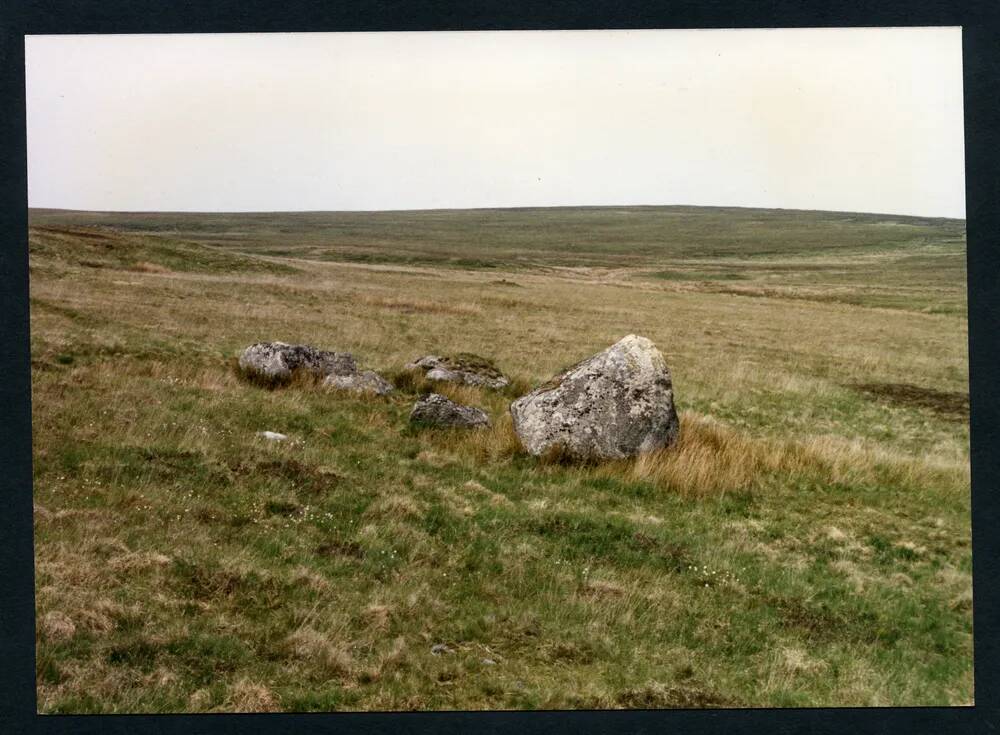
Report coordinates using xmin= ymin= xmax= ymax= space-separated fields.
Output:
xmin=481 ymin=658 xmax=497 ymax=666
xmin=510 ymin=334 xmax=679 ymax=460
xmin=405 ymin=353 xmax=509 ymax=390
xmin=239 ymin=341 xmax=357 ymax=382
xmin=410 ymin=393 xmax=490 ymax=428
xmin=431 ymin=643 xmax=453 ymax=656
xmin=324 ymin=370 xmax=394 ymax=396
xmin=257 ymin=431 xmax=288 ymax=441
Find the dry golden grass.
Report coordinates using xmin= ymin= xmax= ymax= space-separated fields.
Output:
xmin=600 ymin=410 xmax=969 ymax=499
xmin=285 ymin=627 xmax=354 ymax=676
xmin=222 ymin=679 xmax=281 ymax=713
xmin=457 ymin=413 xmax=524 ymax=463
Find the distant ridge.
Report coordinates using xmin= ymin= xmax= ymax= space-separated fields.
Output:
xmin=27 ymin=204 xmax=966 ymax=223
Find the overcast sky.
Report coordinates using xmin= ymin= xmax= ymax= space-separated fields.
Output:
xmin=25 ymin=28 xmax=965 ymax=218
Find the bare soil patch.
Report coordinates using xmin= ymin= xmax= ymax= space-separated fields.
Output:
xmin=852 ymin=382 xmax=969 ymax=421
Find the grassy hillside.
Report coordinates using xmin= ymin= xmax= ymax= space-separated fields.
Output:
xmin=29 ymin=206 xmax=971 ymax=712
xmin=28 ymin=206 xmax=967 ymax=315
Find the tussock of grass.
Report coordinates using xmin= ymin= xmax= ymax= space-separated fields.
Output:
xmin=284 ymin=627 xmax=354 ymax=676
xmin=601 ymin=411 xmax=968 ymax=499
xmin=390 ymin=368 xmax=438 ymax=396
xmin=454 ymin=413 xmax=524 ymax=463
xmin=501 ymin=376 xmax=535 ymax=399
xmin=222 ymin=679 xmax=280 ymax=712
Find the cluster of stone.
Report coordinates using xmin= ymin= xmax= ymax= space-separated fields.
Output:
xmin=240 ymin=335 xmax=680 ymax=459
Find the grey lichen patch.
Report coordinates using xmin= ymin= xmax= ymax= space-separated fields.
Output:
xmin=405 ymin=352 xmax=510 ymax=390
xmin=442 ymin=353 xmax=504 ymax=379
xmin=510 ymin=335 xmax=680 ymax=461
xmin=323 ymin=370 xmax=394 ymax=396
xmin=409 ymin=393 xmax=490 ymax=429
xmin=238 ymin=342 xmax=357 ymax=387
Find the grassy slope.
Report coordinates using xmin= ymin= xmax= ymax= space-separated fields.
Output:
xmin=29 ymin=207 xmax=971 ymax=712
xmin=28 ymin=206 xmax=967 ymax=315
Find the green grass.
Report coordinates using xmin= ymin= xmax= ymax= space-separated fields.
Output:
xmin=28 ymin=224 xmax=297 ymax=276
xmin=29 ymin=204 xmax=965 ymax=266
xmin=30 ymin=206 xmax=967 ymax=317
xmin=29 ymin=205 xmax=971 ymax=712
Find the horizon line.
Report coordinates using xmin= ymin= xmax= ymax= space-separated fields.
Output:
xmin=26 ymin=203 xmax=967 ymax=222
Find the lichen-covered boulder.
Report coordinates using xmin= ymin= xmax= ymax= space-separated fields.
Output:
xmin=324 ymin=370 xmax=394 ymax=396
xmin=409 ymin=393 xmax=490 ymax=428
xmin=510 ymin=335 xmax=679 ymax=460
xmin=405 ymin=353 xmax=509 ymax=390
xmin=238 ymin=342 xmax=356 ymax=382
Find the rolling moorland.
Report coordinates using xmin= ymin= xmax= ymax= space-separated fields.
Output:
xmin=28 ymin=205 xmax=971 ymax=711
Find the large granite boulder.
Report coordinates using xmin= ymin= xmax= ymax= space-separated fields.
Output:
xmin=409 ymin=393 xmax=490 ymax=428
xmin=509 ymin=335 xmax=679 ymax=460
xmin=239 ymin=342 xmax=356 ymax=383
xmin=324 ymin=370 xmax=394 ymax=396
xmin=405 ymin=353 xmax=509 ymax=390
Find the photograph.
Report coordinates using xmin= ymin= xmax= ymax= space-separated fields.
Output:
xmin=25 ymin=28 xmax=971 ymax=712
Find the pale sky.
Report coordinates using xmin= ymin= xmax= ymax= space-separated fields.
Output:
xmin=25 ymin=28 xmax=966 ymax=218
